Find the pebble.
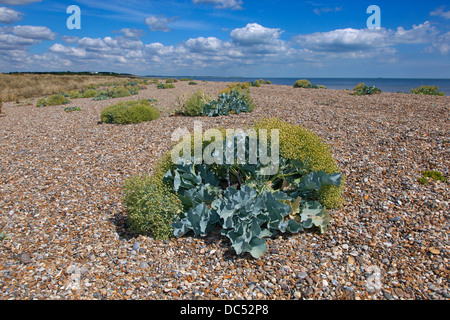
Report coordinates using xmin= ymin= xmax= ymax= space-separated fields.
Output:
xmin=298 ymin=272 xmax=308 ymax=279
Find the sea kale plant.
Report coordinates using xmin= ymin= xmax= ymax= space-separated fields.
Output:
xmin=352 ymin=83 xmax=382 ymax=95
xmin=201 ymin=90 xmax=254 ymax=117
xmin=124 ymin=118 xmax=344 ymax=259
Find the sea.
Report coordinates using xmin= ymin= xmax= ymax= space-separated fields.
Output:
xmin=157 ymin=77 xmax=450 ymax=96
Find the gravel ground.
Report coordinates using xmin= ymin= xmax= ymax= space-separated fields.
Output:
xmin=0 ymin=81 xmax=449 ymax=300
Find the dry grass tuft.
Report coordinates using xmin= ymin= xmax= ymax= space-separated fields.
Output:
xmin=0 ymin=73 xmax=137 ymax=102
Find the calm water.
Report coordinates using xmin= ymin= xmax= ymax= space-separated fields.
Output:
xmin=176 ymin=77 xmax=450 ymax=95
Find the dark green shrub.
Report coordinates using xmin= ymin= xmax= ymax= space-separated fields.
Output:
xmin=411 ymin=86 xmax=445 ymax=96
xmin=188 ymin=81 xmax=198 ymax=85
xmin=100 ymin=99 xmax=160 ymax=124
xmin=165 ymin=78 xmax=175 ymax=84
xmin=352 ymin=83 xmax=382 ymax=95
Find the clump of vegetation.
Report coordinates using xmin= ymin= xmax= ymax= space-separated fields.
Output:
xmin=66 ymin=81 xmax=146 ymax=101
xmin=36 ymin=94 xmax=70 ymax=107
xmin=0 ymin=99 xmax=3 ymax=115
xmin=188 ymin=81 xmax=198 ymax=85
xmin=418 ymin=171 xmax=447 ymax=185
xmin=124 ymin=174 xmax=183 ymax=240
xmin=180 ymin=78 xmax=193 ymax=82
xmin=202 ymin=90 xmax=255 ymax=117
xmin=108 ymin=86 xmax=133 ymax=98
xmin=0 ymin=230 xmax=9 ymax=241
xmin=124 ymin=118 xmax=344 ymax=258
xmin=293 ymin=79 xmax=326 ymax=89
xmin=352 ymin=83 xmax=382 ymax=95
xmin=157 ymin=83 xmax=175 ymax=89
xmin=249 ymin=80 xmax=261 ymax=87
xmin=179 ymin=89 xmax=214 ymax=116
xmin=218 ymin=82 xmax=256 ymax=111
xmin=178 ymin=86 xmax=255 ymax=117
xmin=64 ymin=106 xmax=81 ymax=112
xmin=100 ymin=99 xmax=160 ymax=124
xmin=411 ymin=86 xmax=445 ymax=96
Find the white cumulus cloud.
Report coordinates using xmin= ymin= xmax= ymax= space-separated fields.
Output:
xmin=0 ymin=7 xmax=22 ymax=24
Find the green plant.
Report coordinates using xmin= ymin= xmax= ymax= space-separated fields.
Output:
xmin=419 ymin=171 xmax=447 ymax=185
xmin=0 ymin=230 xmax=9 ymax=241
xmin=100 ymin=99 xmax=160 ymax=124
xmin=410 ymin=86 xmax=445 ymax=96
xmin=293 ymin=79 xmax=326 ymax=89
xmin=202 ymin=90 xmax=254 ymax=117
xmin=165 ymin=78 xmax=175 ymax=84
xmin=352 ymin=83 xmax=382 ymax=95
xmin=64 ymin=106 xmax=81 ymax=112
xmin=81 ymin=89 xmax=99 ymax=98
xmin=188 ymin=81 xmax=198 ymax=85
xmin=294 ymin=79 xmax=311 ymax=88
xmin=123 ymin=174 xmax=183 ymax=240
xmin=157 ymin=83 xmax=175 ymax=89
xmin=109 ymin=86 xmax=132 ymax=98
xmin=126 ymin=119 xmax=343 ymax=258
xmin=69 ymin=90 xmax=81 ymax=99
xmin=252 ymin=118 xmax=344 ymax=209
xmin=36 ymin=94 xmax=70 ymax=107
xmin=165 ymin=137 xmax=341 ymax=258
xmin=181 ymin=89 xmax=214 ymax=117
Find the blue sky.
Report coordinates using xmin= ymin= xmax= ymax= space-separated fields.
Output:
xmin=0 ymin=0 xmax=449 ymax=77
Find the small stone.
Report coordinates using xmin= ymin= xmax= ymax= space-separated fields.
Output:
xmin=383 ymin=291 xmax=394 ymax=300
xmin=281 ymin=283 xmax=290 ymax=291
xmin=389 ymin=217 xmax=402 ymax=222
xmin=348 ymin=256 xmax=355 ymax=265
xmin=298 ymin=272 xmax=308 ymax=279
xmin=19 ymin=253 xmax=32 ymax=264
xmin=350 ymin=251 xmax=358 ymax=256
xmin=343 ymin=286 xmax=354 ymax=292
xmin=294 ymin=291 xmax=302 ymax=299
xmin=429 ymin=248 xmax=440 ymax=255
xmin=132 ymin=243 xmax=140 ymax=251
xmin=342 ymin=244 xmax=349 ymax=250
